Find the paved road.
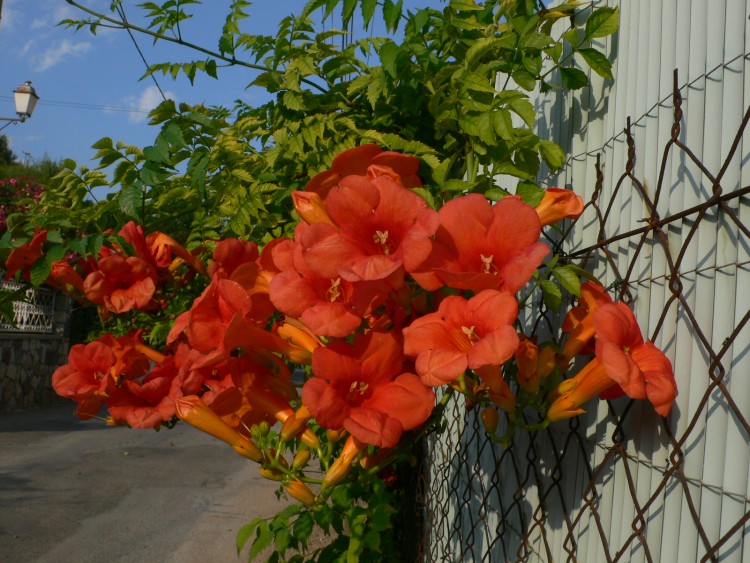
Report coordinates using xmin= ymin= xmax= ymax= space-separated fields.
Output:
xmin=0 ymin=405 xmax=286 ymax=563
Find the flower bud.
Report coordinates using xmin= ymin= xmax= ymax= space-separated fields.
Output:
xmin=285 ymin=479 xmax=317 ymax=506
xmin=480 ymin=406 xmax=500 ymax=435
xmin=259 ymin=467 xmax=284 ymax=481
xmin=322 ymin=435 xmax=364 ymax=490
xmin=326 ymin=428 xmax=346 ymax=443
xmin=176 ymin=396 xmax=262 ymax=462
xmin=292 ymin=449 xmax=312 ymax=470
xmin=280 ymin=407 xmax=311 ymax=442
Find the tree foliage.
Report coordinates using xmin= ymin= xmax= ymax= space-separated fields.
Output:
xmin=34 ymin=0 xmax=617 ymax=246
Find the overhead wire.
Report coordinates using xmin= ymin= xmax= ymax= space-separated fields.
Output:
xmin=0 ymin=95 xmax=149 ymax=115
xmin=114 ymin=2 xmax=168 ymax=102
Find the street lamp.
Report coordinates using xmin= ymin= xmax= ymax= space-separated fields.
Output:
xmin=0 ymin=81 xmax=40 ymax=128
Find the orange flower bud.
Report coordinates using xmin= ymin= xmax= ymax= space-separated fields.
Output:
xmin=359 ymin=448 xmax=392 ymax=471
xmin=132 ymin=342 xmax=166 ymax=364
xmin=292 ymin=449 xmax=312 ymax=470
xmin=514 ymin=337 xmax=554 ymax=394
xmin=535 ymin=187 xmax=584 ymax=226
xmin=280 ymin=406 xmax=312 ymax=442
xmin=292 ymin=191 xmax=336 ymax=226
xmin=326 ymin=428 xmax=346 ymax=443
xmin=285 ymin=479 xmax=317 ymax=506
xmin=475 ymin=365 xmax=516 ymax=413
xmin=276 ymin=319 xmax=321 ymax=363
xmin=259 ymin=467 xmax=284 ymax=481
xmin=480 ymin=406 xmax=500 ymax=434
xmin=176 ymin=396 xmax=262 ymax=462
xmin=546 ymin=359 xmax=613 ymax=422
xmin=322 ymin=456 xmax=354 ymax=490
xmin=272 ymin=404 xmax=321 ymax=450
xmin=322 ymin=436 xmax=364 ymax=489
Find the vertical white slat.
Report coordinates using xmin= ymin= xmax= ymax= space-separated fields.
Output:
xmin=659 ymin=1 xmax=699 ymax=561
xmin=712 ymin=2 xmax=748 ymax=560
xmin=674 ymin=0 xmax=713 ymax=560
xmin=629 ymin=0 xmax=680 ymax=558
xmin=695 ymin=0 xmax=729 ymax=559
xmin=742 ymin=5 xmax=750 ymax=563
xmin=603 ymin=0 xmax=647 ymax=555
xmin=625 ymin=1 xmax=669 ymax=559
xmin=569 ymin=13 xmax=613 ymax=547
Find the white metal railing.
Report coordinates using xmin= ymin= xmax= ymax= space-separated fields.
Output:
xmin=0 ymin=280 xmax=56 ymax=333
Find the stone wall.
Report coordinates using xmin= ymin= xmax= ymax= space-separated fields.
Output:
xmin=0 ymin=286 xmax=71 ymax=412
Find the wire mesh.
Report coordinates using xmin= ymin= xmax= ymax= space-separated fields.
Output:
xmin=417 ymin=71 xmax=750 ymax=562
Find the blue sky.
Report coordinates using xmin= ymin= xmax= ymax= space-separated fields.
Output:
xmin=1 ymin=0 xmax=431 ymax=167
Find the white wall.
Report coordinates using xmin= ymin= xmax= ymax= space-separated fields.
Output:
xmin=422 ymin=1 xmax=750 ymax=561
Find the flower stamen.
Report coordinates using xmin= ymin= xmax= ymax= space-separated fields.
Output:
xmin=373 ymin=230 xmax=391 ymax=255
xmin=327 ymin=277 xmax=342 ymax=302
xmin=480 ymin=254 xmax=494 ymax=274
xmin=462 ymin=325 xmax=480 ymax=343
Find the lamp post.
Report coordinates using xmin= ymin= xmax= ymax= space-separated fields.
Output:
xmin=0 ymin=81 xmax=40 ymax=131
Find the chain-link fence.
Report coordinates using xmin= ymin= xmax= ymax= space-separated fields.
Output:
xmin=417 ymin=49 xmax=750 ymax=562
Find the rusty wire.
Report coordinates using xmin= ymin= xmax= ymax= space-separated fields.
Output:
xmin=416 ymin=70 xmax=750 ymax=562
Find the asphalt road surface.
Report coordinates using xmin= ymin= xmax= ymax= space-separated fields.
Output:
xmin=0 ymin=405 xmax=287 ymax=563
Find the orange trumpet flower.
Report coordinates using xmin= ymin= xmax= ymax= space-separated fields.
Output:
xmin=175 ymin=396 xmax=263 ymax=462
xmin=535 ymin=187 xmax=584 ymax=226
xmin=559 ymin=281 xmax=612 ymax=363
xmin=322 ymin=435 xmax=365 ymax=489
xmin=285 ymin=479 xmax=317 ymax=506
xmin=547 ymin=302 xmax=676 ymax=421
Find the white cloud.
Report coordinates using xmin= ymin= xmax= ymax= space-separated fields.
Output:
xmin=35 ymin=38 xmax=92 ymax=71
xmin=122 ymin=86 xmax=177 ymax=124
xmin=0 ymin=0 xmax=22 ymax=30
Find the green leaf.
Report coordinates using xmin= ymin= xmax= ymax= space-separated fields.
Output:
xmin=293 ymin=512 xmax=314 ymax=543
xmin=516 ymin=181 xmax=545 ymax=207
xmin=432 ymin=155 xmax=455 ymax=186
xmin=560 ymin=67 xmax=589 ymax=90
xmin=538 ymin=140 xmax=565 ymax=170
xmin=493 ymin=161 xmax=536 ymax=181
xmin=461 ymin=72 xmax=497 ymax=94
xmin=508 ymin=98 xmax=535 ymax=128
xmin=248 ymin=521 xmax=273 ymax=561
xmin=484 ymin=187 xmax=510 ymax=202
xmin=450 ymin=0 xmax=483 ymax=11
xmin=46 ymin=231 xmax=64 ymax=244
xmin=29 ymin=258 xmax=51 ymax=287
xmin=162 ymin=123 xmax=187 ymax=148
xmin=379 ymin=41 xmax=401 ymax=78
xmin=561 ymin=28 xmax=580 ymax=46
xmin=512 ymin=70 xmax=537 ymax=91
xmin=578 ymin=48 xmax=613 ymax=79
xmin=360 ymin=0 xmax=377 ymax=27
xmin=464 ymin=36 xmax=516 ymax=70
xmin=236 ymin=516 xmax=265 ymax=554
xmin=540 ymin=279 xmax=562 ymax=310
xmin=520 ymin=32 xmax=552 ymax=50
xmin=273 ymin=525 xmax=292 ymax=554
xmin=118 ymin=185 xmax=143 ymax=219
xmin=282 ymin=91 xmax=307 ymax=111
xmin=564 ymin=264 xmax=600 ymax=283
xmin=545 ymin=42 xmax=563 ymax=63
xmin=552 ymin=265 xmax=582 ymax=296
xmin=382 ymin=0 xmax=403 ymax=32
xmin=585 ymin=6 xmax=620 ymax=39
xmin=442 ymin=179 xmax=474 ymax=192
xmin=492 ymin=108 xmax=514 ymax=141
